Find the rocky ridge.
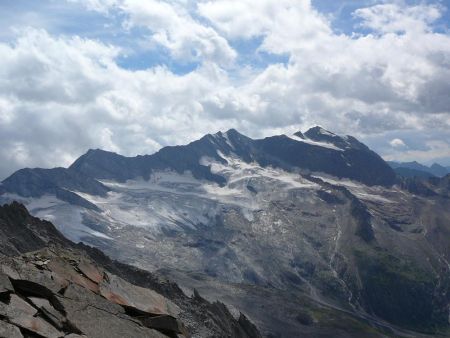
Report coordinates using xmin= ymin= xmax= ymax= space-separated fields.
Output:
xmin=0 ymin=202 xmax=261 ymax=338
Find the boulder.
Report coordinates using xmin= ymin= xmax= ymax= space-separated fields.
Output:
xmin=77 ymin=260 xmax=104 ymax=284
xmin=139 ymin=314 xmax=187 ymax=335
xmin=99 ymin=272 xmax=180 ymax=317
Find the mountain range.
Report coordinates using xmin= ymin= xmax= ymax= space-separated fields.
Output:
xmin=1 ymin=126 xmax=449 ymax=337
xmin=388 ymin=161 xmax=450 ymax=178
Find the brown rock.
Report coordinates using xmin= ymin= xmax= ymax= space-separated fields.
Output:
xmin=47 ymin=258 xmax=99 ymax=293
xmin=77 ymin=260 xmax=103 ymax=284
xmin=1 ymin=296 xmax=63 ymax=338
xmin=99 ymin=272 xmax=180 ymax=317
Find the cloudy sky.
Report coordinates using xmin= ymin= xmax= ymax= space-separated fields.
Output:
xmin=0 ymin=0 xmax=449 ymax=180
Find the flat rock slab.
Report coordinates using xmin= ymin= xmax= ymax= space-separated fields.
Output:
xmin=9 ymin=314 xmax=63 ymax=338
xmin=77 ymin=260 xmax=104 ymax=284
xmin=1 ymin=298 xmax=63 ymax=338
xmin=47 ymin=259 xmax=99 ymax=293
xmin=100 ymin=272 xmax=180 ymax=317
xmin=0 ymin=320 xmax=23 ymax=338
xmin=28 ymin=297 xmax=65 ymax=329
xmin=59 ymin=296 xmax=168 ymax=338
xmin=11 ymin=263 xmax=68 ymax=295
xmin=62 ymin=283 xmax=124 ymax=316
xmin=140 ymin=314 xmax=186 ymax=335
xmin=1 ymin=263 xmax=20 ymax=280
xmin=0 ymin=272 xmax=13 ymax=294
xmin=9 ymin=294 xmax=38 ymax=316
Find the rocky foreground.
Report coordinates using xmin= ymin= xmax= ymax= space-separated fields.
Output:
xmin=0 ymin=202 xmax=261 ymax=338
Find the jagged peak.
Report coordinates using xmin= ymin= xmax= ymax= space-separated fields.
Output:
xmin=307 ymin=126 xmax=336 ymax=136
xmin=293 ymin=131 xmax=306 ymax=139
xmin=304 ymin=126 xmax=339 ymax=140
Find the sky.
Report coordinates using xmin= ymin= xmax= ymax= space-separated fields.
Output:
xmin=0 ymin=0 xmax=449 ymax=180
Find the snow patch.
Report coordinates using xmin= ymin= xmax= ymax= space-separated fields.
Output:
xmin=285 ymin=134 xmax=343 ymax=151
xmin=0 ymin=193 xmax=113 ymax=241
xmin=312 ymin=175 xmax=394 ymax=203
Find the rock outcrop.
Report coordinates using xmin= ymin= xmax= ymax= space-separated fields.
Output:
xmin=0 ymin=202 xmax=262 ymax=338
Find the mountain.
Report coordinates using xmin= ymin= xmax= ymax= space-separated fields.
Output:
xmin=0 ymin=202 xmax=261 ymax=338
xmin=430 ymin=163 xmax=450 ymax=177
xmin=388 ymin=161 xmax=450 ymax=178
xmin=68 ymin=127 xmax=395 ymax=187
xmin=393 ymin=167 xmax=436 ymax=178
xmin=1 ymin=127 xmax=449 ymax=337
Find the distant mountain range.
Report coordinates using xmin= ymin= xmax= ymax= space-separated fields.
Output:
xmin=1 ymin=127 xmax=449 ymax=337
xmin=388 ymin=160 xmax=450 ymax=178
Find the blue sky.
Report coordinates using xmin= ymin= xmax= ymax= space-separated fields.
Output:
xmin=0 ymin=0 xmax=449 ymax=179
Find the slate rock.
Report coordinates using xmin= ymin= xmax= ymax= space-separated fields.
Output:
xmin=77 ymin=260 xmax=104 ymax=284
xmin=99 ymin=272 xmax=180 ymax=316
xmin=8 ymin=294 xmax=37 ymax=316
xmin=139 ymin=314 xmax=187 ymax=335
xmin=59 ymin=295 xmax=168 ymax=338
xmin=47 ymin=258 xmax=99 ymax=293
xmin=0 ymin=272 xmax=13 ymax=295
xmin=1 ymin=296 xmax=63 ymax=338
xmin=28 ymin=297 xmax=65 ymax=329
xmin=0 ymin=320 xmax=23 ymax=338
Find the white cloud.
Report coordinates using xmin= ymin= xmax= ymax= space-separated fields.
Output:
xmin=354 ymin=3 xmax=442 ymax=34
xmin=70 ymin=0 xmax=237 ymax=65
xmin=198 ymin=0 xmax=332 ymax=55
xmin=384 ymin=140 xmax=450 ymax=163
xmin=390 ymin=138 xmax=406 ymax=148
xmin=0 ymin=1 xmax=450 ymax=179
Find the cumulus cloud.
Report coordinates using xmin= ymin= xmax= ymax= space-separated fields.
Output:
xmin=0 ymin=0 xmax=449 ymax=179
xmin=198 ymin=0 xmax=332 ymax=55
xmin=390 ymin=138 xmax=406 ymax=148
xmin=70 ymin=0 xmax=237 ymax=65
xmin=354 ymin=3 xmax=442 ymax=34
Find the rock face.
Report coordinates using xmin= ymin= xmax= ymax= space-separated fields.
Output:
xmin=0 ymin=203 xmax=262 ymax=338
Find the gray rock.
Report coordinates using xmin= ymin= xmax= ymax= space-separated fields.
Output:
xmin=0 ymin=320 xmax=23 ymax=338
xmin=28 ymin=297 xmax=65 ymax=329
xmin=1 ymin=296 xmax=63 ymax=338
xmin=0 ymin=272 xmax=13 ymax=295
xmin=139 ymin=314 xmax=186 ymax=335
xmin=59 ymin=295 xmax=168 ymax=338
xmin=8 ymin=294 xmax=37 ymax=316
